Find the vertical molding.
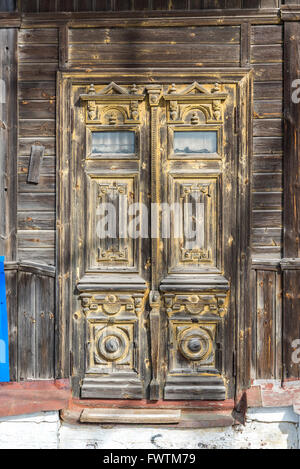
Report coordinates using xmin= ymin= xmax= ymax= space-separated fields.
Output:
xmin=240 ymin=22 xmax=251 ymax=67
xmin=282 ymin=13 xmax=300 ymax=380
xmin=0 ymin=29 xmax=17 ymax=262
xmin=59 ymin=23 xmax=69 ymax=69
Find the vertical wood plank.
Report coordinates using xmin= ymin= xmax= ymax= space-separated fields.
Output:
xmin=5 ymin=268 xmax=18 ymax=381
xmin=283 ymin=19 xmax=300 ymax=380
xmin=35 ymin=275 xmax=55 ymax=379
xmin=256 ymin=271 xmax=275 ymax=379
xmin=0 ymin=29 xmax=17 ymax=262
xmin=18 ymin=272 xmax=36 ymax=380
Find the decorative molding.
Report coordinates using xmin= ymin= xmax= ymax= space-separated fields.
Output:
xmin=80 ymin=292 xmax=145 ymax=319
xmin=18 ymin=11 xmax=281 ymax=29
xmin=164 ymin=293 xmax=228 ymax=319
xmin=281 ymin=5 xmax=300 ymax=22
xmin=164 ymin=82 xmax=227 ymax=124
xmin=80 ymin=83 xmax=145 ymax=124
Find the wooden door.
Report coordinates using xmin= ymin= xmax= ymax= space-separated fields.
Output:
xmin=58 ymin=70 xmax=252 ymax=402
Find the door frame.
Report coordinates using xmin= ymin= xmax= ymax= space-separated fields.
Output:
xmin=56 ymin=68 xmax=253 ymax=399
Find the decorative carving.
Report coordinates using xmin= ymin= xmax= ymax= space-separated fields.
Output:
xmin=146 ymin=85 xmax=162 ymax=107
xmin=169 ymin=83 xmax=177 ymax=94
xmin=130 ymin=100 xmax=139 ymax=121
xmin=96 ymin=326 xmax=130 ymax=363
xmin=164 ymin=293 xmax=228 ymax=319
xmin=87 ymin=100 xmax=97 ymax=121
xmin=80 ymin=292 xmax=144 ymax=319
xmin=181 ymin=248 xmax=212 ymax=262
xmin=213 ymin=100 xmax=222 ymax=121
xmin=168 ymin=322 xmax=217 ymax=372
xmin=108 ymin=112 xmax=117 ymax=125
xmin=163 ymin=81 xmax=227 ymax=124
xmin=88 ymin=83 xmax=96 ymax=95
xmin=130 ymin=84 xmax=139 ymax=95
xmin=191 ymin=112 xmax=200 ymax=125
xmin=98 ymin=247 xmax=129 ymax=262
xmin=178 ymin=326 xmax=213 ymax=362
xmin=80 ymin=82 xmax=145 ymax=124
xmin=170 ymin=100 xmax=179 ymax=121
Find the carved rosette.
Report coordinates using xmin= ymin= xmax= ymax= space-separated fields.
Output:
xmin=178 ymin=325 xmax=214 ymax=362
xmin=96 ymin=326 xmax=131 ymax=363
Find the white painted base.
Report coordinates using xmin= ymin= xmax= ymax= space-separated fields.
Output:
xmin=0 ymin=408 xmax=299 ymax=450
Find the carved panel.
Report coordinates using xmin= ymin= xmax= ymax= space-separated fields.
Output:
xmin=81 ymin=292 xmax=145 ymax=376
xmin=168 ymin=322 xmax=217 ymax=373
xmin=168 ymin=177 xmax=219 ymax=273
xmin=87 ymin=177 xmax=138 ymax=271
xmin=164 ymin=293 xmax=228 ymax=319
xmin=87 ymin=323 xmax=136 ymax=373
xmin=81 ymin=292 xmax=144 ymax=320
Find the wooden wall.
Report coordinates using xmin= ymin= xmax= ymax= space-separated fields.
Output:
xmin=15 ymin=20 xmax=285 ymax=386
xmin=0 ymin=4 xmax=298 ymax=388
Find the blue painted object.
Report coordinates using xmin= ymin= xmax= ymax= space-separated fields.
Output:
xmin=0 ymin=256 xmax=9 ymax=382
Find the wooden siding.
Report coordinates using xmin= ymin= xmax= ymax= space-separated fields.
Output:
xmin=19 ymin=1 xmax=280 ymax=14
xmin=5 ymin=8 xmax=296 ymax=388
xmin=251 ymin=24 xmax=283 ymax=261
xmin=5 ymin=263 xmax=55 ymax=381
xmin=18 ymin=28 xmax=58 ymax=266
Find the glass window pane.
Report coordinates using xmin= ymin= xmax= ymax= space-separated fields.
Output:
xmin=174 ymin=131 xmax=217 ymax=154
xmin=92 ymin=131 xmax=135 ymax=155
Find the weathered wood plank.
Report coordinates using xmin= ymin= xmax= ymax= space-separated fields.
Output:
xmin=254 ymin=100 xmax=283 ymax=119
xmin=18 ymin=174 xmax=55 ymax=193
xmin=282 ymin=20 xmax=300 ymax=380
xmin=18 ymin=248 xmax=55 ymax=265
xmin=19 ymin=138 xmax=55 ymax=156
xmin=19 ymin=28 xmax=58 ymax=44
xmin=251 ymin=25 xmax=283 ymax=45
xmin=35 ymin=275 xmax=55 ymax=379
xmin=18 ymin=231 xmax=55 ymax=249
xmin=27 ymin=145 xmax=45 ymax=184
xmin=18 ymin=271 xmax=36 ymax=380
xmin=253 ymin=192 xmax=282 ymax=210
xmin=19 ymin=44 xmax=59 ymax=63
xmin=19 ymin=82 xmax=56 ymax=100
xmin=0 ymin=29 xmax=17 ymax=261
xmin=18 ymin=192 xmax=55 ymax=212
xmin=256 ymin=270 xmax=276 ymax=379
xmin=69 ymin=26 xmax=241 ymax=44
xmin=69 ymin=43 xmax=241 ymax=65
xmin=18 ymin=212 xmax=55 ymax=231
xmin=253 ymin=119 xmax=283 ymax=137
xmin=5 ymin=269 xmax=18 ymax=381
xmin=19 ymin=100 xmax=55 ymax=120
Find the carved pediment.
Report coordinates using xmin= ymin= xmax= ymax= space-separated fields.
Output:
xmin=99 ymin=82 xmax=130 ymax=96
xmin=180 ymin=82 xmax=212 ymax=96
xmin=80 ymin=83 xmax=145 ymax=123
xmin=164 ymin=82 xmax=228 ymax=124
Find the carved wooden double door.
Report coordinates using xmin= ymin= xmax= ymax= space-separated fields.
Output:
xmin=69 ymin=75 xmax=240 ymax=401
